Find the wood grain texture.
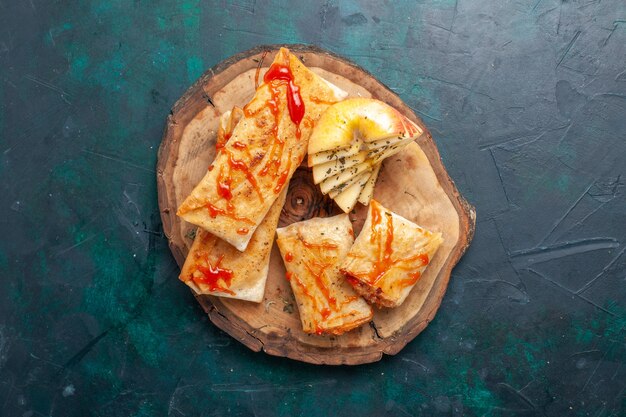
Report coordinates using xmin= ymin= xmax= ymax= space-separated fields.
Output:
xmin=157 ymin=44 xmax=476 ymax=365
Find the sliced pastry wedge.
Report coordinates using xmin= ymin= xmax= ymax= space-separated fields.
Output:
xmin=340 ymin=200 xmax=444 ymax=308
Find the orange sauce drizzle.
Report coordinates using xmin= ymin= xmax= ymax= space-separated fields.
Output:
xmin=309 ymin=96 xmax=339 ymax=106
xmin=286 ymin=271 xmax=319 ymax=315
xmin=361 ymin=202 xmax=431 ymax=289
xmin=244 ymin=71 xmax=287 ymax=189
xmin=366 ymin=202 xmax=395 ymax=284
xmin=202 ymin=115 xmax=264 ymax=223
xmin=303 ymin=259 xmax=337 ymax=310
xmin=216 ymin=165 xmax=232 ymax=200
xmin=231 ymin=140 xmax=253 ymax=160
xmin=274 ymin=149 xmax=292 ymax=194
xmin=398 ymin=253 xmax=430 ymax=268
xmin=284 ymin=234 xmax=363 ymax=334
xmin=215 ymin=131 xmax=232 ymax=152
xmin=396 ymin=271 xmax=422 ymax=289
xmin=223 ymin=149 xmax=264 ymax=203
xmin=300 ymin=116 xmax=314 ymax=133
xmin=254 ymin=77 xmax=285 ymax=179
xmin=200 ymin=59 xmax=319 ymax=231
xmin=204 ymin=201 xmax=254 ymax=225
xmin=297 ymin=233 xmax=338 ymax=250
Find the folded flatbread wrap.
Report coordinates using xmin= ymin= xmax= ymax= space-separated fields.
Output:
xmin=340 ymin=200 xmax=443 ymax=308
xmin=177 ymin=47 xmax=347 ymax=251
xmin=276 ymin=215 xmax=373 ymax=335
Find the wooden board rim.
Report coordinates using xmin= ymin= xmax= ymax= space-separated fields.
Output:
xmin=156 ymin=43 xmax=476 ymax=365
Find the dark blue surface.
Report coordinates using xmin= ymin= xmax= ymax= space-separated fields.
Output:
xmin=0 ymin=0 xmax=625 ymax=416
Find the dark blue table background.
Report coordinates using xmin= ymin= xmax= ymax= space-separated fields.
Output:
xmin=1 ymin=1 xmax=625 ymax=416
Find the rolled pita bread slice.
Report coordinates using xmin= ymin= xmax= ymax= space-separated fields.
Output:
xmin=276 ymin=215 xmax=373 ymax=335
xmin=177 ymin=47 xmax=348 ymax=251
xmin=179 ymin=188 xmax=287 ymax=302
xmin=179 ymin=108 xmax=287 ymax=302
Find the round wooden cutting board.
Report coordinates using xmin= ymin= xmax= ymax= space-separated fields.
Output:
xmin=157 ymin=44 xmax=476 ymax=365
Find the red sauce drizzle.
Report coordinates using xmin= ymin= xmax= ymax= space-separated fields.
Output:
xmin=217 ymin=166 xmax=232 ymax=200
xmin=192 ymin=254 xmax=235 ymax=295
xmin=345 ymin=276 xmax=360 ymax=287
xmin=285 ymin=252 xmax=294 ymax=262
xmin=246 ymin=60 xmax=305 ymax=194
xmin=263 ymin=63 xmax=305 ymax=127
xmin=216 ymin=131 xmax=232 ymax=152
xmin=232 ymin=141 xmax=253 ymax=160
xmin=205 ymin=201 xmax=222 ymax=218
xmin=237 ymin=228 xmax=249 ymax=235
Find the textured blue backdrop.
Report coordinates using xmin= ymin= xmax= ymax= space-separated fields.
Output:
xmin=0 ymin=0 xmax=625 ymax=416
